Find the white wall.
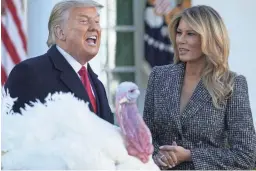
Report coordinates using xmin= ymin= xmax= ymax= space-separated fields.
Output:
xmin=27 ymin=0 xmax=56 ymax=57
xmin=192 ymin=0 xmax=256 ymax=123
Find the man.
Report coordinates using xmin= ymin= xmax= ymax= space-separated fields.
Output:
xmin=5 ymin=0 xmax=114 ymax=124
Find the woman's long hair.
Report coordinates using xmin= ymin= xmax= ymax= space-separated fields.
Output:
xmin=169 ymin=5 xmax=235 ymax=108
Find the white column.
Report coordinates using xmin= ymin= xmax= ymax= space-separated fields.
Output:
xmin=192 ymin=0 xmax=256 ymax=121
xmin=27 ymin=0 xmax=62 ymax=57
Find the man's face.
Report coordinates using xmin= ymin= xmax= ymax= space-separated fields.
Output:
xmin=63 ymin=7 xmax=101 ymax=63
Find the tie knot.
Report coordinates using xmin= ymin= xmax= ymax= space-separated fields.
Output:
xmin=78 ymin=66 xmax=87 ymax=77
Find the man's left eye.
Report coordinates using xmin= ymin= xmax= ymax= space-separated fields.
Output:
xmin=80 ymin=20 xmax=88 ymax=24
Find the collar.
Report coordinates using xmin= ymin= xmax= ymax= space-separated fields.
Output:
xmin=56 ymin=45 xmax=87 ymax=73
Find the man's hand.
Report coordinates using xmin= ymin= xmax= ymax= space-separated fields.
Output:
xmin=159 ymin=142 xmax=192 ymax=166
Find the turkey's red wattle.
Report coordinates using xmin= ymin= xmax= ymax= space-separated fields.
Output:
xmin=117 ymin=103 xmax=153 ymax=163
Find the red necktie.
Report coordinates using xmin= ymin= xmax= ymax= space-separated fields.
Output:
xmin=78 ymin=66 xmax=97 ymax=113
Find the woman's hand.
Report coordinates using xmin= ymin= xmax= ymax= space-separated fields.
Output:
xmin=159 ymin=142 xmax=192 ymax=166
xmin=153 ymin=144 xmax=178 ymax=169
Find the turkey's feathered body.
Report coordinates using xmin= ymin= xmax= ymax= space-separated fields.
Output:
xmin=2 ymin=92 xmax=159 ymax=170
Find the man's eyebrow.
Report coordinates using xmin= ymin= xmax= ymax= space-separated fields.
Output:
xmin=77 ymin=14 xmax=100 ymax=19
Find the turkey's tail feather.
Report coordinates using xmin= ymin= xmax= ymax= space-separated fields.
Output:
xmin=1 ymin=88 xmax=17 ymax=115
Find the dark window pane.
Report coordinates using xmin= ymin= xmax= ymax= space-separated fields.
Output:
xmin=113 ymin=72 xmax=135 ymax=83
xmin=116 ymin=0 xmax=133 ymax=25
xmin=115 ymin=32 xmax=134 ymax=66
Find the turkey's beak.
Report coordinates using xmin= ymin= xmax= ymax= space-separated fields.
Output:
xmin=119 ymin=97 xmax=128 ymax=104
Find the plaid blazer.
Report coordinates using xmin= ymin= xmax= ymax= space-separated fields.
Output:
xmin=143 ymin=62 xmax=256 ymax=170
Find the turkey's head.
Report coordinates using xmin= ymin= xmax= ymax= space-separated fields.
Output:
xmin=115 ymin=82 xmax=140 ymax=105
xmin=115 ymin=82 xmax=153 ymax=163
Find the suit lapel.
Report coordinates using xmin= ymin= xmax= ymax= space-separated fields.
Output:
xmin=165 ymin=63 xmax=212 ymax=135
xmin=47 ymin=45 xmax=92 ymax=109
xmin=181 ymin=79 xmax=211 ymax=121
xmin=59 ymin=71 xmax=90 ymax=103
xmin=87 ymin=64 xmax=101 ymax=114
xmin=165 ymin=63 xmax=185 ymax=136
xmin=87 ymin=64 xmax=112 ymax=122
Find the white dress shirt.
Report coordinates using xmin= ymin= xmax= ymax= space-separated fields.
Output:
xmin=56 ymin=45 xmax=95 ymax=96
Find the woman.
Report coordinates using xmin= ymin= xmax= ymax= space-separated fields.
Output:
xmin=143 ymin=5 xmax=256 ymax=170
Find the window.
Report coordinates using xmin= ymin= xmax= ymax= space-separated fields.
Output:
xmin=97 ymin=0 xmax=145 ymax=115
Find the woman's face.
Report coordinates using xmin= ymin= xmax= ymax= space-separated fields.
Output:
xmin=176 ymin=19 xmax=203 ymax=62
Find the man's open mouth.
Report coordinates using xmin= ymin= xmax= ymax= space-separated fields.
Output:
xmin=86 ymin=36 xmax=97 ymax=46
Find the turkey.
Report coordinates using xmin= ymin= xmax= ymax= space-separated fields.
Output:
xmin=115 ymin=82 xmax=154 ymax=163
xmin=1 ymin=83 xmax=159 ymax=170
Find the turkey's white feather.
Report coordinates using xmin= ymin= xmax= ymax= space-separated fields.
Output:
xmin=1 ymin=91 xmax=159 ymax=170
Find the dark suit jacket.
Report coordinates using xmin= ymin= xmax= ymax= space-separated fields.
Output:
xmin=5 ymin=45 xmax=114 ymax=124
xmin=143 ymin=62 xmax=256 ymax=170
